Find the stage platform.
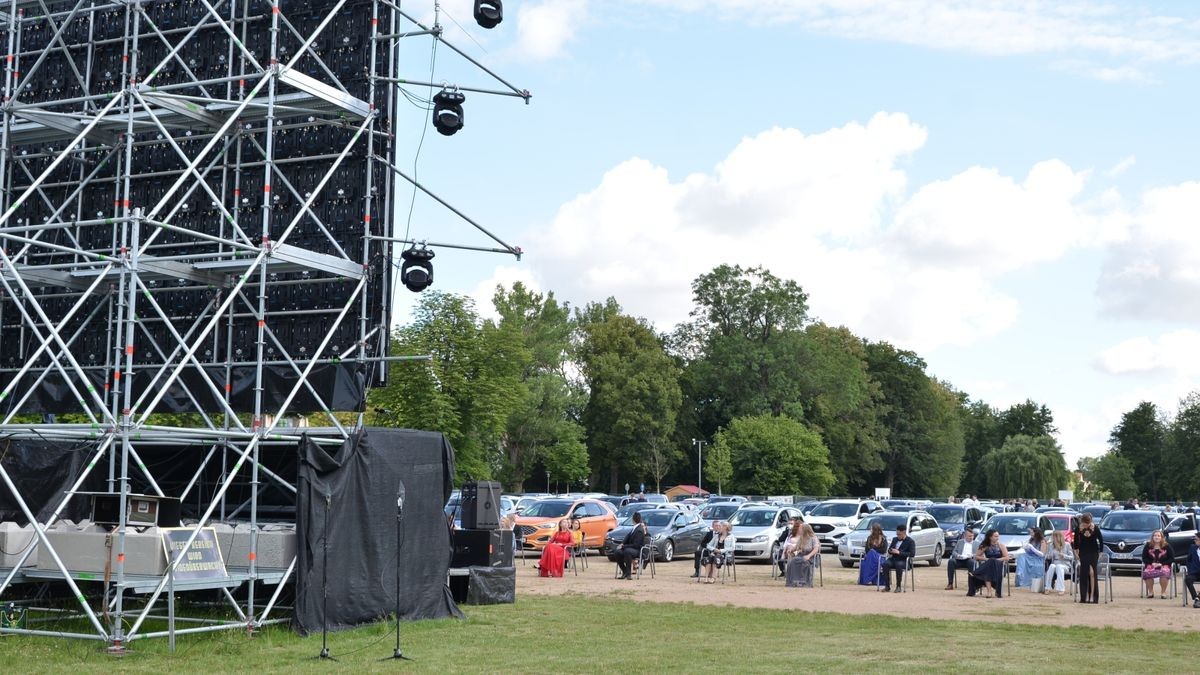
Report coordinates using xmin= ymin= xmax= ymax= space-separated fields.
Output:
xmin=0 ymin=566 xmax=291 ymax=594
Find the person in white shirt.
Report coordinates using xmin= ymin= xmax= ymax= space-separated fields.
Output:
xmin=945 ymin=527 xmax=976 ymax=591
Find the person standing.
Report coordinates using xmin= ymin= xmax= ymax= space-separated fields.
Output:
xmin=858 ymin=522 xmax=888 ymax=586
xmin=1074 ymin=512 xmax=1104 ymax=603
xmin=945 ymin=527 xmax=977 ymax=591
xmin=616 ymin=512 xmax=647 ymax=580
xmin=1043 ymin=531 xmax=1074 ymax=595
xmin=882 ymin=525 xmax=915 ymax=593
xmin=1184 ymin=532 xmax=1200 ymax=608
xmin=1141 ymin=529 xmax=1175 ymax=599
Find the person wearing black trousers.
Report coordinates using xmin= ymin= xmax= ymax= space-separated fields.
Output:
xmin=882 ymin=525 xmax=916 ymax=592
xmin=1073 ymin=512 xmax=1104 ymax=603
xmin=1184 ymin=532 xmax=1200 ymax=608
xmin=692 ymin=525 xmax=715 ymax=578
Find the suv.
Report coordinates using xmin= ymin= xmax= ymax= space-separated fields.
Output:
xmin=728 ymin=505 xmax=802 ymax=561
xmin=805 ymin=499 xmax=883 ymax=552
xmin=925 ymin=503 xmax=985 ymax=557
xmin=837 ymin=511 xmax=945 ymax=567
xmin=1099 ymin=510 xmax=1190 ymax=568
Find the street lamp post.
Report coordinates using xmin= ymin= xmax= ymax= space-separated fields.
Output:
xmin=691 ymin=438 xmax=706 ymax=492
xmin=546 ymin=470 xmax=550 ymax=493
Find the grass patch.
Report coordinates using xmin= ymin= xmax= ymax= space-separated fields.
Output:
xmin=1 ymin=595 xmax=1192 ymax=673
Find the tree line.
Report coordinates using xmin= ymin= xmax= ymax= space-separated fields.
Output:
xmin=369 ymin=265 xmax=1072 ymax=498
xmin=1079 ymin=396 xmax=1200 ymax=503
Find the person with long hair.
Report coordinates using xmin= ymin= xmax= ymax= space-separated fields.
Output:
xmin=1016 ymin=527 xmax=1047 ymax=591
xmin=1043 ymin=530 xmax=1074 ymax=595
xmin=701 ymin=521 xmax=733 ymax=583
xmin=537 ymin=519 xmax=573 ymax=577
xmin=1074 ymin=512 xmax=1104 ymax=603
xmin=785 ymin=523 xmax=819 ymax=588
xmin=971 ymin=529 xmax=1010 ymax=598
xmin=1141 ymin=529 xmax=1175 ymax=599
xmin=858 ymin=522 xmax=887 ymax=586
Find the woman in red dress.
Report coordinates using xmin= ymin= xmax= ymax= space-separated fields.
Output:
xmin=538 ymin=519 xmax=573 ymax=577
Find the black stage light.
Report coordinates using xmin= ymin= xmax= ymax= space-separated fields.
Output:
xmin=400 ymin=246 xmax=435 ymax=292
xmin=432 ymin=89 xmax=465 ymax=136
xmin=474 ymin=0 xmax=502 ymax=29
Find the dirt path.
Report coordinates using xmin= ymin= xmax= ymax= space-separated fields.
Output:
xmin=515 ymin=552 xmax=1200 ymax=632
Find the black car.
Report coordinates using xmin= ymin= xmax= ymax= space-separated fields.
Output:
xmin=925 ymin=503 xmax=986 ymax=556
xmin=1082 ymin=504 xmax=1113 ymax=521
xmin=605 ymin=509 xmax=707 ymax=563
xmin=1099 ymin=510 xmax=1181 ymax=567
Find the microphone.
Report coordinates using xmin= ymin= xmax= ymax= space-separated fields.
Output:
xmin=396 ymin=480 xmax=406 ymax=515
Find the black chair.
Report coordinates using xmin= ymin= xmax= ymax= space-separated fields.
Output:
xmin=877 ymin=554 xmax=915 ymax=592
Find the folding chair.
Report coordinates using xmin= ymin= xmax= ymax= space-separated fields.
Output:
xmin=950 ymin=556 xmax=977 ymax=590
xmin=771 ymin=545 xmax=786 ymax=580
xmin=877 ymin=555 xmax=914 ymax=592
xmin=1139 ymin=560 xmax=1177 ymax=599
xmin=636 ymin=544 xmax=655 ymax=579
xmin=814 ymin=551 xmax=824 ymax=588
xmin=722 ymin=550 xmax=737 ymax=583
xmin=1075 ymin=555 xmax=1112 ymax=603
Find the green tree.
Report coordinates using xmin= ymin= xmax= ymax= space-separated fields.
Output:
xmin=705 ymin=440 xmax=733 ymax=495
xmin=864 ymin=342 xmax=965 ymax=497
xmin=1166 ymin=393 xmax=1200 ymax=500
xmin=958 ymin=399 xmax=1000 ymax=497
xmin=1089 ymin=452 xmax=1138 ymax=501
xmin=577 ymin=303 xmax=682 ymax=492
xmin=492 ymin=283 xmax=587 ymax=491
xmin=1110 ymin=401 xmax=1167 ymax=500
xmin=997 ymin=400 xmax=1057 ymax=441
xmin=978 ymin=434 xmax=1069 ymax=499
xmin=713 ymin=414 xmax=835 ymax=496
xmin=368 ymin=292 xmax=522 ymax=481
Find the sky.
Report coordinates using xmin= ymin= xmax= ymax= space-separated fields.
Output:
xmin=384 ymin=0 xmax=1200 ymax=467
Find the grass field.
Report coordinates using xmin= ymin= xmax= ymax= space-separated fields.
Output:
xmin=3 ymin=594 xmax=1192 ymax=673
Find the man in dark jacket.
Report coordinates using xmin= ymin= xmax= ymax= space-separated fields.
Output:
xmin=1185 ymin=532 xmax=1200 ymax=607
xmin=617 ymin=512 xmax=647 ymax=580
xmin=882 ymin=524 xmax=916 ymax=592
xmin=693 ymin=524 xmax=715 ymax=578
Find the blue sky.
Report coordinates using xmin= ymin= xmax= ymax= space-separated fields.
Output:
xmin=386 ymin=1 xmax=1200 ymax=466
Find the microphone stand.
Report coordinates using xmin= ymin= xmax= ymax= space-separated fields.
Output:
xmin=319 ymin=494 xmax=335 ymax=660
xmin=384 ymin=480 xmax=412 ymax=661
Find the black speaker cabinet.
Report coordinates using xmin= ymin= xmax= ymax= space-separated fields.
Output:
xmin=460 ymin=480 xmax=501 ymax=530
xmin=452 ymin=528 xmax=513 ymax=568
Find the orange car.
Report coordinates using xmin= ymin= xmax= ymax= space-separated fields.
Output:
xmin=515 ymin=498 xmax=617 ymax=550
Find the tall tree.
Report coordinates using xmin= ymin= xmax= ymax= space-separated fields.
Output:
xmin=978 ymin=434 xmax=1069 ymax=499
xmin=577 ymin=303 xmax=682 ymax=492
xmin=1089 ymin=453 xmax=1138 ymax=501
xmin=997 ymin=400 xmax=1057 ymax=441
xmin=369 ymin=292 xmax=522 ymax=481
xmin=1166 ymin=393 xmax=1200 ymax=500
xmin=1110 ymin=401 xmax=1167 ymax=501
xmin=959 ymin=399 xmax=1001 ymax=497
xmin=864 ymin=342 xmax=965 ymax=497
xmin=713 ymin=414 xmax=835 ymax=496
xmin=705 ymin=440 xmax=733 ymax=495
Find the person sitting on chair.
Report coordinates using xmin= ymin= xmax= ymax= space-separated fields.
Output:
xmin=776 ymin=516 xmax=801 ymax=576
xmin=701 ymin=521 xmax=733 ymax=584
xmin=972 ymin=528 xmax=1010 ymax=598
xmin=784 ymin=523 xmax=819 ymax=588
xmin=945 ymin=527 xmax=976 ymax=592
xmin=617 ymin=512 xmax=647 ymax=580
xmin=1184 ymin=532 xmax=1200 ymax=608
xmin=537 ymin=519 xmax=573 ymax=578
xmin=858 ymin=523 xmax=887 ymax=586
xmin=1043 ymin=530 xmax=1074 ymax=595
xmin=1141 ymin=529 xmax=1174 ymax=599
xmin=882 ymin=524 xmax=915 ymax=593
xmin=693 ymin=522 xmax=716 ymax=578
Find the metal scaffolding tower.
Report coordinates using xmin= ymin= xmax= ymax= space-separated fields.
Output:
xmin=0 ymin=0 xmax=525 ymax=647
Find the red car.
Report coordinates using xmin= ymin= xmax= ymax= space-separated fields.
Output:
xmin=1043 ymin=512 xmax=1080 ymax=544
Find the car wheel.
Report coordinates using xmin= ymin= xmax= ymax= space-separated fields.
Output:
xmin=659 ymin=540 xmax=674 ymax=563
xmin=929 ymin=544 xmax=943 ymax=566
xmin=840 ymin=560 xmax=855 ymax=569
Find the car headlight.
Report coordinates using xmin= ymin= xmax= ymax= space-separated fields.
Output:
xmin=944 ymin=528 xmax=962 ymax=536
xmin=652 ymin=533 xmax=664 ymax=540
xmin=537 ymin=522 xmax=557 ymax=529
xmin=752 ymin=535 xmax=768 ymax=543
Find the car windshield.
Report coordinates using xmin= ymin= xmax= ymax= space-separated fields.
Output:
xmin=810 ymin=503 xmax=858 ymax=518
xmin=881 ymin=500 xmax=909 ymax=508
xmin=1101 ymin=513 xmax=1163 ymax=532
xmin=616 ymin=504 xmax=656 ymax=519
xmin=700 ymin=504 xmax=739 ymax=520
xmin=927 ymin=506 xmax=965 ymax=524
xmin=984 ymin=517 xmax=1039 ymax=535
xmin=642 ymin=511 xmax=678 ymax=527
xmin=856 ymin=514 xmax=908 ymax=531
xmin=522 ymin=500 xmax=572 ymax=518
xmin=729 ymin=510 xmax=777 ymax=527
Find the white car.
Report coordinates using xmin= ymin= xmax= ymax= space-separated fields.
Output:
xmin=837 ymin=511 xmax=946 ymax=568
xmin=728 ymin=505 xmax=803 ymax=561
xmin=805 ymin=499 xmax=883 ymax=552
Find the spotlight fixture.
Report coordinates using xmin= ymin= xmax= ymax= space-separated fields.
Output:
xmin=474 ymin=0 xmax=502 ymax=29
xmin=432 ymin=89 xmax=465 ymax=136
xmin=400 ymin=245 xmax=435 ymax=292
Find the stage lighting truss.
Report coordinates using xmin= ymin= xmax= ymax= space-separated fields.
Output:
xmin=0 ymin=0 xmax=528 ymax=648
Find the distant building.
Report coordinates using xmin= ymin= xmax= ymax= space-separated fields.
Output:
xmin=665 ymin=484 xmax=710 ymax=501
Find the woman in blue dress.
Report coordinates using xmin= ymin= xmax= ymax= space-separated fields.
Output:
xmin=1016 ymin=527 xmax=1047 ymax=590
xmin=971 ymin=529 xmax=1011 ymax=598
xmin=858 ymin=522 xmax=888 ymax=586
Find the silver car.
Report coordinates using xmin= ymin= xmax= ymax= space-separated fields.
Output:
xmin=976 ymin=513 xmax=1056 ymax=566
xmin=837 ymin=511 xmax=946 ymax=568
xmin=728 ymin=505 xmax=802 ymax=560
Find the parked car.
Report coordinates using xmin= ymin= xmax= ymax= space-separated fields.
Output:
xmin=514 ymin=495 xmax=549 ymax=515
xmin=698 ymin=502 xmax=741 ymax=526
xmin=644 ymin=494 xmax=669 ymax=504
xmin=515 ymin=498 xmax=617 ymax=551
xmin=604 ymin=508 xmax=706 ymax=562
xmin=1081 ymin=504 xmax=1113 ymax=521
xmin=837 ymin=511 xmax=945 ymax=568
xmin=805 ymin=499 xmax=883 ymax=552
xmin=880 ymin=499 xmax=914 ymax=510
xmin=1034 ymin=506 xmax=1073 ymax=513
xmin=1068 ymin=502 xmax=1093 ymax=512
xmin=794 ymin=500 xmax=821 ymax=515
xmin=1042 ymin=512 xmax=1080 ymax=545
xmin=925 ymin=503 xmax=986 ymax=557
xmin=728 ymin=505 xmax=803 ymax=561
xmin=1098 ymin=510 xmax=1194 ymax=567
xmin=707 ymin=495 xmax=747 ymax=504
xmin=1166 ymin=514 xmax=1199 ymax=559
xmin=598 ymin=495 xmax=630 ymax=511
xmin=976 ymin=513 xmax=1057 ymax=564
xmin=615 ymin=502 xmax=676 ymax=522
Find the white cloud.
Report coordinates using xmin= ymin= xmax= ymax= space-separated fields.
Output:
xmin=509 ymin=0 xmax=588 ymax=61
xmin=468 ymin=266 xmax=541 ymax=321
xmin=1097 ymin=329 xmax=1200 ymax=377
xmin=1105 ymin=155 xmax=1137 ymax=177
xmin=510 ymin=112 xmax=1102 ymax=352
